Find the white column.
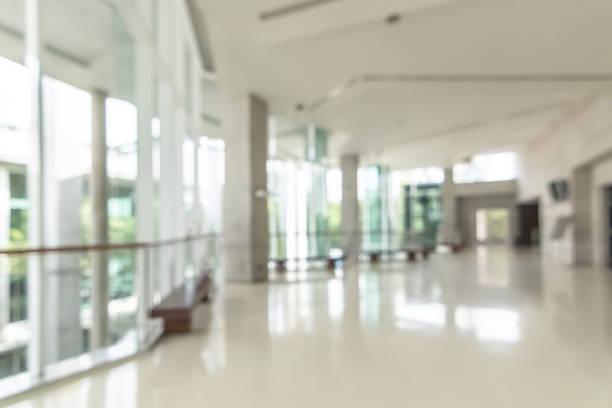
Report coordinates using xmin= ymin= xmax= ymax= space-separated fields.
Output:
xmin=191 ymin=58 xmax=202 ymax=235
xmin=159 ymin=81 xmax=176 ymax=294
xmin=341 ymin=155 xmax=359 ymax=264
xmin=440 ymin=167 xmax=457 ymax=246
xmin=135 ymin=44 xmax=153 ymax=337
xmin=0 ymin=168 xmax=10 ymax=330
xmin=24 ymin=0 xmax=45 ymax=379
xmin=136 ymin=52 xmax=154 ymax=241
xmin=91 ymin=89 xmax=109 ymax=350
xmin=173 ymin=108 xmax=185 ymax=285
xmin=573 ymin=165 xmax=593 ymax=266
xmin=38 ymin=74 xmax=82 ymax=364
xmin=222 ymin=93 xmax=269 ymax=282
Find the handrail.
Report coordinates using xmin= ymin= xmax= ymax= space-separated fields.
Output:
xmin=268 ymin=230 xmax=436 ymax=237
xmin=0 ymin=233 xmax=217 ymax=256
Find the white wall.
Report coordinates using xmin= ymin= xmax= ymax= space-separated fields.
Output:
xmin=516 ymin=92 xmax=612 ymax=265
xmin=455 ymin=180 xmax=517 ymax=197
xmin=591 ymin=155 xmax=612 ymax=267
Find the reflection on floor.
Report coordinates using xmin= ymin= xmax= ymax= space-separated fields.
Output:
xmin=4 ymin=246 xmax=612 ymax=407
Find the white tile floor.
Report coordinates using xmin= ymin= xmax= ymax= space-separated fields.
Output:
xmin=3 ymin=246 xmax=612 ymax=407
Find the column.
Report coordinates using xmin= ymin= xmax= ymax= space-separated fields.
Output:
xmin=341 ymin=155 xmax=359 ymax=264
xmin=0 ymin=168 xmax=9 ymax=330
xmin=135 ymin=46 xmax=153 ymax=245
xmin=41 ymin=75 xmax=82 ymax=363
xmin=223 ymin=94 xmax=269 ymax=282
xmin=440 ymin=167 xmax=457 ymax=246
xmin=573 ymin=165 xmax=593 ymax=266
xmin=159 ymin=81 xmax=176 ymax=294
xmin=135 ymin=44 xmax=153 ymax=336
xmin=91 ymin=89 xmax=109 ymax=350
xmin=25 ymin=0 xmax=45 ymax=378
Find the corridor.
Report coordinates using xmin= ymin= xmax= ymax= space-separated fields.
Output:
xmin=5 ymin=247 xmax=612 ymax=407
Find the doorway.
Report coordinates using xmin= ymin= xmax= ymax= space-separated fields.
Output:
xmin=517 ymin=201 xmax=540 ymax=247
xmin=475 ymin=208 xmax=510 ymax=244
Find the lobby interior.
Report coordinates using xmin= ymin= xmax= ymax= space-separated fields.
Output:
xmin=1 ymin=0 xmax=612 ymax=406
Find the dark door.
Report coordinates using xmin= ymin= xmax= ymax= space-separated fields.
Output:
xmin=517 ymin=202 xmax=540 ymax=247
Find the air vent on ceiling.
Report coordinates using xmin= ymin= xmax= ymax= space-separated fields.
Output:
xmin=260 ymin=0 xmax=344 ymax=21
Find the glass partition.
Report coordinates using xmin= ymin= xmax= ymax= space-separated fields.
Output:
xmin=0 ymin=0 xmax=29 ymax=380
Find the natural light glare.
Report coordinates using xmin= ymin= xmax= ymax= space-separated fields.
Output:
xmin=106 ymin=98 xmax=138 ymax=180
xmin=43 ymin=76 xmax=92 ymax=180
xmin=394 ymin=295 xmax=447 ymax=329
xmin=407 ymin=167 xmax=445 ymax=185
xmin=106 ymin=98 xmax=137 ymax=148
xmin=0 ymin=56 xmax=30 ymax=129
xmin=453 ymin=152 xmax=517 ymax=184
xmin=455 ymin=306 xmax=521 ymax=343
xmin=327 ymin=169 xmax=341 ymax=203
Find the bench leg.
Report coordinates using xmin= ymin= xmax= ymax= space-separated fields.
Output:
xmin=276 ymin=260 xmax=287 ymax=273
xmin=406 ymin=251 xmax=417 ymax=262
xmin=369 ymin=253 xmax=380 ymax=264
xmin=327 ymin=258 xmax=336 ymax=271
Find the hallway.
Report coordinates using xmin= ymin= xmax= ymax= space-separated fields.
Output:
xmin=4 ymin=247 xmax=612 ymax=407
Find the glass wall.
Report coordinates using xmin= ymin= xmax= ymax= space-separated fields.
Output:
xmin=0 ymin=0 xmax=213 ymax=391
xmin=0 ymin=0 xmax=29 ymax=380
xmin=267 ymin=123 xmax=338 ymax=266
xmin=385 ymin=167 xmax=445 ymax=250
xmin=358 ymin=165 xmax=395 ymax=252
xmin=199 ymin=136 xmax=225 ymax=234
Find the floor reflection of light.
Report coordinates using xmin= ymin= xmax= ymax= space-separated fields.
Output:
xmin=200 ymin=333 xmax=227 ymax=374
xmin=394 ymin=295 xmax=446 ymax=329
xmin=476 ymin=246 xmax=511 ymax=288
xmin=299 ymin=283 xmax=314 ymax=334
xmin=268 ymin=285 xmax=300 ymax=336
xmin=327 ymin=279 xmax=344 ymax=320
xmin=105 ymin=363 xmax=137 ymax=408
xmin=455 ymin=306 xmax=521 ymax=343
xmin=359 ymin=275 xmax=382 ymax=326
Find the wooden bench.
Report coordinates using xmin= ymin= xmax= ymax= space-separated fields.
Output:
xmin=150 ymin=273 xmax=212 ymax=335
xmin=273 ymin=259 xmax=287 ymax=272
xmin=326 ymin=256 xmax=344 ymax=270
xmin=271 ymin=256 xmax=344 ymax=272
xmin=405 ymin=247 xmax=433 ymax=262
xmin=368 ymin=251 xmax=382 ymax=263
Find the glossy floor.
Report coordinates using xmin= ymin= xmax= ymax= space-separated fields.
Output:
xmin=4 ymin=246 xmax=612 ymax=407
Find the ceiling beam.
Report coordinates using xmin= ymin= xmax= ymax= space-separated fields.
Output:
xmin=260 ymin=0 xmax=345 ymax=21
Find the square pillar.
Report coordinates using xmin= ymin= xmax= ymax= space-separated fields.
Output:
xmin=440 ymin=167 xmax=457 ymax=246
xmin=159 ymin=81 xmax=177 ymax=294
xmin=0 ymin=168 xmax=9 ymax=331
xmin=91 ymin=89 xmax=109 ymax=350
xmin=573 ymin=165 xmax=593 ymax=266
xmin=341 ymin=155 xmax=359 ymax=264
xmin=222 ymin=94 xmax=269 ymax=283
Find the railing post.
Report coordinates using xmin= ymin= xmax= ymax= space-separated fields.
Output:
xmin=136 ymin=246 xmax=150 ymax=348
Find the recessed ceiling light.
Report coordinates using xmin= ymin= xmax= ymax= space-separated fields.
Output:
xmin=386 ymin=13 xmax=401 ymax=25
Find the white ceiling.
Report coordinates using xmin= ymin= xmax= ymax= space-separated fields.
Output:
xmin=197 ymin=0 xmax=612 ymax=168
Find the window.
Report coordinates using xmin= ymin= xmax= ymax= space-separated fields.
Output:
xmin=453 ymin=152 xmax=517 ymax=184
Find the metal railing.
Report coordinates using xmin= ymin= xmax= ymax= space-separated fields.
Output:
xmin=0 ymin=234 xmax=218 ymax=398
xmin=268 ymin=229 xmax=437 ymax=261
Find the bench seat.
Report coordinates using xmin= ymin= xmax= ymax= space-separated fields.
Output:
xmin=150 ymin=273 xmax=212 ymax=335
